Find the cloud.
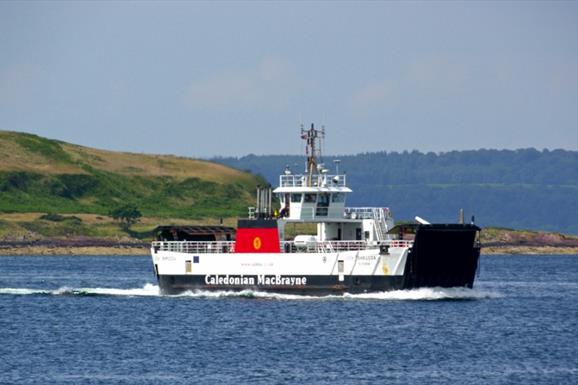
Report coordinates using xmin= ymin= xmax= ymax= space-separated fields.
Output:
xmin=549 ymin=59 xmax=578 ymax=98
xmin=349 ymin=80 xmax=396 ymax=117
xmin=183 ymin=57 xmax=300 ymax=112
xmin=407 ymin=55 xmax=470 ymax=96
xmin=348 ymin=55 xmax=471 ymax=117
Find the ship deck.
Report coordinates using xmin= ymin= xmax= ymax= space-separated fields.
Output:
xmin=151 ymin=239 xmax=413 ymax=254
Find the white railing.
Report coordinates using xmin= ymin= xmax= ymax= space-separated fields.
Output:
xmin=283 ymin=240 xmax=371 ymax=253
xmin=279 ymin=174 xmax=347 ymax=188
xmin=152 ymin=241 xmax=235 ymax=254
xmin=314 ymin=239 xmax=412 ymax=250
xmin=345 ymin=207 xmax=391 ymax=220
xmin=386 ymin=240 xmax=413 ymax=248
xmin=152 ymin=239 xmax=413 ymax=255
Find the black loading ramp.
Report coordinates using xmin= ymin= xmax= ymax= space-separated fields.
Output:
xmin=403 ymin=224 xmax=481 ymax=289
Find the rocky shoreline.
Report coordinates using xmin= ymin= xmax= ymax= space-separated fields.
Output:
xmin=482 ymin=245 xmax=578 ymax=255
xmin=0 ymin=239 xmax=149 ymax=256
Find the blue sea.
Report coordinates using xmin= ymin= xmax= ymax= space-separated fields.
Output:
xmin=1 ymin=254 xmax=577 ymax=385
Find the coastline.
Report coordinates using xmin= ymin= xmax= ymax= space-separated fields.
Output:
xmin=0 ymin=246 xmax=148 ymax=256
xmin=481 ymin=246 xmax=578 ymax=255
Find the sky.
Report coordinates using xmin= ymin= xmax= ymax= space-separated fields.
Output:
xmin=1 ymin=1 xmax=577 ymax=158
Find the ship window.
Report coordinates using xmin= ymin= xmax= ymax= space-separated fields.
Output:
xmin=291 ymin=193 xmax=302 ymax=203
xmin=332 ymin=193 xmax=345 ymax=202
xmin=318 ymin=193 xmax=330 ymax=207
xmin=304 ymin=193 xmax=317 ymax=203
xmin=185 ymin=260 xmax=192 ymax=273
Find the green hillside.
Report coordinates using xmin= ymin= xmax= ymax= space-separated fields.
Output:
xmin=0 ymin=131 xmax=264 ymax=219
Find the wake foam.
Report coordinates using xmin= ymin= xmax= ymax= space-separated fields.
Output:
xmin=0 ymin=287 xmax=45 ymax=296
xmin=0 ymin=285 xmax=501 ymax=301
xmin=0 ymin=283 xmax=160 ymax=297
xmin=147 ymin=286 xmax=501 ymax=301
xmin=341 ymin=287 xmax=502 ymax=301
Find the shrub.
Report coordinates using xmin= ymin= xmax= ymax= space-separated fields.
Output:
xmin=109 ymin=204 xmax=142 ymax=230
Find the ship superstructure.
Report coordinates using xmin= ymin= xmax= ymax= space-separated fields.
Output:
xmin=151 ymin=124 xmax=481 ymax=295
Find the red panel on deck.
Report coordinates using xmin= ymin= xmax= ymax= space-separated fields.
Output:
xmin=235 ymin=228 xmax=280 ymax=253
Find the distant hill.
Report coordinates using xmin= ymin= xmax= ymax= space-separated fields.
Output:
xmin=0 ymin=131 xmax=264 ymax=218
xmin=214 ymin=149 xmax=578 ymax=234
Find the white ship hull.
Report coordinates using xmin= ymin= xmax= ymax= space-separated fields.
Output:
xmin=151 ymin=223 xmax=481 ymax=295
xmin=152 ymin=246 xmax=409 ymax=294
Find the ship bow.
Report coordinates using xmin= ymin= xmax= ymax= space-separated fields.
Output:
xmin=404 ymin=224 xmax=481 ymax=289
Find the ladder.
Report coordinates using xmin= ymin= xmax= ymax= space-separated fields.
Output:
xmin=372 ymin=208 xmax=389 ymax=241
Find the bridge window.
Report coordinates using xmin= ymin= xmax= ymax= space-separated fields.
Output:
xmin=304 ymin=193 xmax=317 ymax=203
xmin=318 ymin=193 xmax=330 ymax=207
xmin=291 ymin=193 xmax=303 ymax=203
xmin=332 ymin=193 xmax=345 ymax=202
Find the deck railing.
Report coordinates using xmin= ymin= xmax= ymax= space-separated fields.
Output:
xmin=344 ymin=207 xmax=391 ymax=220
xmin=152 ymin=241 xmax=236 ymax=254
xmin=152 ymin=239 xmax=413 ymax=254
xmin=279 ymin=174 xmax=347 ymax=188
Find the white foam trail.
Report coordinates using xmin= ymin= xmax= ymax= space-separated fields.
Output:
xmin=53 ymin=286 xmax=74 ymax=295
xmin=0 ymin=285 xmax=500 ymax=300
xmin=85 ymin=283 xmax=160 ymax=297
xmin=174 ymin=287 xmax=502 ymax=301
xmin=175 ymin=289 xmax=323 ymax=300
xmin=341 ymin=287 xmax=503 ymax=300
xmin=0 ymin=284 xmax=160 ymax=297
xmin=0 ymin=287 xmax=49 ymax=295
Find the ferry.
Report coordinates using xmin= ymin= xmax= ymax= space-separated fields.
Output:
xmin=151 ymin=124 xmax=481 ymax=295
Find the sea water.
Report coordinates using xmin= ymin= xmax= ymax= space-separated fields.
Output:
xmin=0 ymin=255 xmax=576 ymax=384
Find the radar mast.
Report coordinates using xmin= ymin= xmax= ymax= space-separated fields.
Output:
xmin=300 ymin=123 xmax=325 ymax=187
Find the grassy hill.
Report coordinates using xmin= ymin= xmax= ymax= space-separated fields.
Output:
xmin=1 ymin=131 xmax=576 ymax=255
xmin=0 ymin=131 xmax=264 ymax=219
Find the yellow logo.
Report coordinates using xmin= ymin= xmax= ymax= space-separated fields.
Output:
xmin=253 ymin=237 xmax=262 ymax=250
xmin=382 ymin=265 xmax=389 ymax=275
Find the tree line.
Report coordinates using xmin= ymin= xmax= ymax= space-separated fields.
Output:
xmin=214 ymin=148 xmax=578 ymax=234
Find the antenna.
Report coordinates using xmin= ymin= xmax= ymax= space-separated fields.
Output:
xmin=333 ymin=159 xmax=341 ymax=175
xmin=300 ymin=123 xmax=326 ymax=186
xmin=321 ymin=123 xmax=325 ymax=161
xmin=298 ymin=113 xmax=303 ymax=157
